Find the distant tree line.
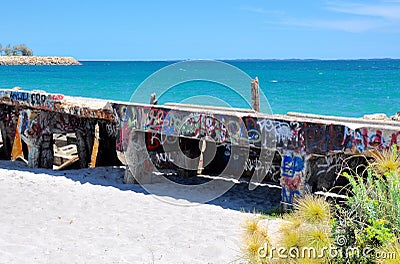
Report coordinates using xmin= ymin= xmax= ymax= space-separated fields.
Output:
xmin=0 ymin=43 xmax=33 ymax=56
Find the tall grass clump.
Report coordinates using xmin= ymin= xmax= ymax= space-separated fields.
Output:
xmin=241 ymin=216 xmax=270 ymax=263
xmin=278 ymin=195 xmax=333 ymax=263
xmin=240 ymin=197 xmax=333 ymax=264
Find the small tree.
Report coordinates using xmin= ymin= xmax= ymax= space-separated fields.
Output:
xmin=20 ymin=44 xmax=33 ymax=56
xmin=1 ymin=43 xmax=33 ymax=56
xmin=12 ymin=45 xmax=21 ymax=56
xmin=4 ymin=44 xmax=12 ymax=56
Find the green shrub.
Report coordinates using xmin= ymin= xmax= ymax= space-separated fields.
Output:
xmin=333 ymin=145 xmax=400 ymax=263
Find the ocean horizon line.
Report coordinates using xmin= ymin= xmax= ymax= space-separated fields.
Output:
xmin=76 ymin=58 xmax=400 ymax=62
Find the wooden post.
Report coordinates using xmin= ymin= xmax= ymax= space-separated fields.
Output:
xmin=11 ymin=117 xmax=24 ymax=161
xmin=89 ymin=123 xmax=99 ymax=168
xmin=251 ymin=77 xmax=260 ymax=112
xmin=150 ymin=93 xmax=158 ymax=105
xmin=197 ymin=138 xmax=207 ymax=175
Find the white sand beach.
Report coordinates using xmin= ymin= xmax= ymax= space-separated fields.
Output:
xmin=0 ymin=160 xmax=281 ymax=263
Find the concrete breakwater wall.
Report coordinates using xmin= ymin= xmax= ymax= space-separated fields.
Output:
xmin=0 ymin=56 xmax=81 ymax=65
xmin=1 ymin=88 xmax=399 ymax=204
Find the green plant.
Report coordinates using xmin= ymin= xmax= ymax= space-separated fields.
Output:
xmin=332 ymin=145 xmax=400 ymax=263
xmin=357 ymin=219 xmax=396 ymax=248
xmin=341 ymin=152 xmax=400 ymax=239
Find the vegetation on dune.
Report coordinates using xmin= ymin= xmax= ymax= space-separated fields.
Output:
xmin=241 ymin=145 xmax=400 ymax=263
xmin=334 ymin=145 xmax=400 ymax=263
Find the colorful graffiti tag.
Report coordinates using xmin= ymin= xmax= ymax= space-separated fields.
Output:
xmin=343 ymin=127 xmax=399 ymax=152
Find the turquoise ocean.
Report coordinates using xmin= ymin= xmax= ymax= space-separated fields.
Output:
xmin=0 ymin=60 xmax=399 ymax=118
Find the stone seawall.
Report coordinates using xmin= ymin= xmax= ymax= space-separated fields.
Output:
xmin=0 ymin=56 xmax=81 ymax=66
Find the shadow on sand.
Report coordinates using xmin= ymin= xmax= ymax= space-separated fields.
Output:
xmin=0 ymin=160 xmax=281 ymax=213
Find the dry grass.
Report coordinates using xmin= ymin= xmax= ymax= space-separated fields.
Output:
xmin=293 ymin=195 xmax=332 ymax=224
xmin=368 ymin=147 xmax=400 ymax=176
xmin=241 ymin=216 xmax=270 ymax=263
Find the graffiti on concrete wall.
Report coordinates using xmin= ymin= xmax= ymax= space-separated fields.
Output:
xmin=244 ymin=158 xmax=281 ymax=183
xmin=1 ymin=90 xmax=112 ymax=120
xmin=304 ymin=123 xmax=345 ymax=154
xmin=9 ymin=91 xmax=64 ymax=110
xmin=343 ymin=127 xmax=400 ymax=152
xmin=0 ymin=105 xmax=18 ymax=140
xmin=111 ymin=103 xmax=400 ymax=202
xmin=306 ymin=153 xmax=345 ymax=192
xmin=114 ymin=105 xmax=276 ymax=149
xmin=114 ymin=104 xmax=139 ymax=152
xmin=53 ymin=114 xmax=88 ymax=133
xmin=3 ymin=91 xmax=400 ymax=205
xmin=18 ymin=110 xmax=90 ymax=145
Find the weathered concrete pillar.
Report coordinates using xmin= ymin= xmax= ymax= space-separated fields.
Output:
xmin=28 ymin=146 xmax=40 ymax=168
xmin=124 ymin=130 xmax=154 ymax=184
xmin=75 ymin=119 xmax=95 ymax=169
xmin=26 ymin=133 xmax=54 ymax=169
xmin=124 ymin=165 xmax=136 ymax=184
xmin=39 ymin=133 xmax=54 ymax=168
xmin=38 ymin=112 xmax=53 ymax=169
xmin=21 ymin=111 xmax=54 ymax=169
xmin=0 ymin=106 xmax=17 ymax=159
xmin=0 ymin=121 xmax=12 ymax=159
xmin=280 ymin=151 xmax=307 ymax=208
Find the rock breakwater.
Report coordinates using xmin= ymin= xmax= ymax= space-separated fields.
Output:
xmin=0 ymin=56 xmax=81 ymax=65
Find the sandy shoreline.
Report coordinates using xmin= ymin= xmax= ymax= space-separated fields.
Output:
xmin=0 ymin=161 xmax=281 ymax=263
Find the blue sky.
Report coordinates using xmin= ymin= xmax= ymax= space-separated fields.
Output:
xmin=1 ymin=0 xmax=400 ymax=60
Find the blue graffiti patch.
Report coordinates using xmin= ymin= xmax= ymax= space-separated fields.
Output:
xmin=281 ymin=155 xmax=304 ymax=178
xmin=281 ymin=186 xmax=301 ymax=204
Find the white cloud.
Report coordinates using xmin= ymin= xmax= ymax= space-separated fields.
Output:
xmin=326 ymin=1 xmax=400 ymax=20
xmin=242 ymin=1 xmax=400 ymax=33
xmin=280 ymin=18 xmax=381 ymax=32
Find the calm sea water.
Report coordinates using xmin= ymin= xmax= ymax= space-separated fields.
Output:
xmin=0 ymin=60 xmax=399 ymax=117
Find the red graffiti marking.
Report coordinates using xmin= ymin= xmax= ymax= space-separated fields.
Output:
xmin=51 ymin=94 xmax=64 ymax=101
xmin=146 ymin=132 xmax=161 ymax=151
